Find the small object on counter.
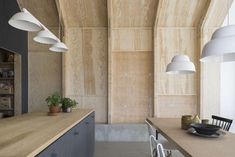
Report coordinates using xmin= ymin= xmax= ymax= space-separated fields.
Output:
xmin=45 ymin=92 xmax=62 ymax=115
xmin=202 ymin=119 xmax=209 ymax=124
xmin=61 ymin=97 xmax=78 ymax=113
xmin=192 ymin=115 xmax=201 ymax=124
xmin=181 ymin=115 xmax=193 ymax=130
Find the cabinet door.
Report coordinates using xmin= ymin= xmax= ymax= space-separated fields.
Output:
xmin=71 ymin=120 xmax=87 ymax=157
xmin=86 ymin=113 xmax=95 ymax=157
xmin=37 ymin=129 xmax=73 ymax=157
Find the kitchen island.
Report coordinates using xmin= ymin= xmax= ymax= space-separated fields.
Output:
xmin=0 ymin=109 xmax=94 ymax=157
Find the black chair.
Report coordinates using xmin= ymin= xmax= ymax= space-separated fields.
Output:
xmin=212 ymin=115 xmax=233 ymax=131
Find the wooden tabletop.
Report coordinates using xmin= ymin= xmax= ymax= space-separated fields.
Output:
xmin=0 ymin=109 xmax=94 ymax=157
xmin=147 ymin=118 xmax=235 ymax=157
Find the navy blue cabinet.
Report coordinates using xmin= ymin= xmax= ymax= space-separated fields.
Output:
xmin=37 ymin=112 xmax=95 ymax=157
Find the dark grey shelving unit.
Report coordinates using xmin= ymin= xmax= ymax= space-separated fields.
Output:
xmin=0 ymin=51 xmax=15 ymax=118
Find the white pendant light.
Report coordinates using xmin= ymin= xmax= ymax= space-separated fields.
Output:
xmin=49 ymin=5 xmax=68 ymax=53
xmin=33 ymin=29 xmax=59 ymax=44
xmin=200 ymin=36 xmax=235 ymax=62
xmin=200 ymin=1 xmax=235 ymax=62
xmin=211 ymin=25 xmax=235 ymax=39
xmin=166 ymin=55 xmax=196 ymax=74
xmin=49 ymin=42 xmax=68 ymax=52
xmin=8 ymin=8 xmax=42 ymax=32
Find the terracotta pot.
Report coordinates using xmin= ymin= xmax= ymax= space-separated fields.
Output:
xmin=49 ymin=106 xmax=60 ymax=113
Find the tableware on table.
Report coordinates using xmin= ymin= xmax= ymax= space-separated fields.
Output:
xmin=181 ymin=115 xmax=193 ymax=130
xmin=201 ymin=119 xmax=209 ymax=124
xmin=190 ymin=123 xmax=221 ymax=135
xmin=187 ymin=127 xmax=221 ymax=138
xmin=192 ymin=115 xmax=201 ymax=124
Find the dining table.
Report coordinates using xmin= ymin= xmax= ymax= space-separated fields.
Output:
xmin=146 ymin=117 xmax=235 ymax=157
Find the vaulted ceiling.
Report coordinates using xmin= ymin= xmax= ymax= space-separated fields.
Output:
xmin=17 ymin=0 xmax=232 ymax=28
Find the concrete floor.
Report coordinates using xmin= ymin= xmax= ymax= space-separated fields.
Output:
xmin=95 ymin=142 xmax=150 ymax=157
xmin=95 ymin=142 xmax=184 ymax=157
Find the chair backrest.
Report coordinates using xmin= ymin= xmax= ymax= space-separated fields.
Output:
xmin=157 ymin=143 xmax=166 ymax=157
xmin=212 ymin=115 xmax=233 ymax=131
xmin=150 ymin=135 xmax=166 ymax=157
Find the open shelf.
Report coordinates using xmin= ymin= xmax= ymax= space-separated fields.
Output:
xmin=0 ymin=52 xmax=15 ymax=118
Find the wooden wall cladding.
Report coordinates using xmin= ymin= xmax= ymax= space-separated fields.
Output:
xmin=112 ymin=29 xmax=153 ymax=51
xmin=155 ymin=28 xmax=197 ymax=95
xmin=28 ymin=52 xmax=62 ymax=112
xmin=17 ymin=0 xmax=58 ymax=27
xmin=59 ymin=0 xmax=107 ymax=27
xmin=156 ymin=0 xmax=209 ymax=27
xmin=64 ymin=28 xmax=108 ymax=123
xmin=156 ymin=95 xmax=197 ymax=118
xmin=111 ymin=0 xmax=158 ymax=27
xmin=111 ymin=51 xmax=154 ymax=123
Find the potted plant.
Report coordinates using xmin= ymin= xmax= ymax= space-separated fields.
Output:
xmin=45 ymin=93 xmax=61 ymax=114
xmin=61 ymin=97 xmax=78 ymax=113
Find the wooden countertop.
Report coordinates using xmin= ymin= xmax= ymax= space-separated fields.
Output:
xmin=147 ymin=118 xmax=235 ymax=157
xmin=0 ymin=109 xmax=94 ymax=157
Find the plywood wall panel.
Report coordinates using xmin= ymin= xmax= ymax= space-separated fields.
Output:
xmin=155 ymin=28 xmax=197 ymax=95
xmin=83 ymin=29 xmax=108 ymax=96
xmin=82 ymin=96 xmax=108 ymax=123
xmin=59 ymin=0 xmax=107 ymax=27
xmin=28 ymin=52 xmax=62 ymax=112
xmin=64 ymin=28 xmax=108 ymax=123
xmin=157 ymin=0 xmax=209 ymax=27
xmin=18 ymin=0 xmax=58 ymax=27
xmin=111 ymin=51 xmax=153 ymax=123
xmin=112 ymin=0 xmax=158 ymax=27
xmin=156 ymin=95 xmax=197 ymax=118
xmin=64 ymin=28 xmax=84 ymax=97
xmin=112 ymin=29 xmax=153 ymax=51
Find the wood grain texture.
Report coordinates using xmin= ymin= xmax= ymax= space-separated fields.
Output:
xmin=156 ymin=0 xmax=210 ymax=27
xmin=28 ymin=52 xmax=62 ymax=112
xmin=63 ymin=28 xmax=84 ymax=97
xmin=112 ymin=28 xmax=153 ymax=51
xmin=83 ymin=29 xmax=108 ymax=96
xmin=112 ymin=0 xmax=158 ymax=27
xmin=147 ymin=118 xmax=235 ymax=157
xmin=155 ymin=95 xmax=197 ymax=118
xmin=155 ymin=28 xmax=197 ymax=95
xmin=202 ymin=0 xmax=233 ymax=28
xmin=63 ymin=28 xmax=108 ymax=123
xmin=0 ymin=109 xmax=94 ymax=157
xmin=111 ymin=51 xmax=154 ymax=123
xmin=17 ymin=0 xmax=59 ymax=27
xmin=59 ymin=0 xmax=107 ymax=27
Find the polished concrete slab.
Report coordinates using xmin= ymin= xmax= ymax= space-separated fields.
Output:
xmin=95 ymin=142 xmax=150 ymax=157
xmin=95 ymin=142 xmax=184 ymax=157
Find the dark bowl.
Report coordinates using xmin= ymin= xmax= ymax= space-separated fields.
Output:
xmin=190 ymin=123 xmax=221 ymax=135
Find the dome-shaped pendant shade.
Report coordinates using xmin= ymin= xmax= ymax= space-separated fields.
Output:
xmin=200 ymin=36 xmax=235 ymax=62
xmin=49 ymin=42 xmax=68 ymax=52
xmin=166 ymin=55 xmax=196 ymax=74
xmin=8 ymin=8 xmax=42 ymax=32
xmin=212 ymin=25 xmax=235 ymax=39
xmin=33 ymin=30 xmax=59 ymax=44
